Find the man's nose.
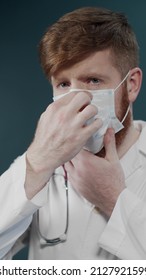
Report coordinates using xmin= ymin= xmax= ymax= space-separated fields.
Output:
xmin=70 ymin=81 xmax=86 ymax=90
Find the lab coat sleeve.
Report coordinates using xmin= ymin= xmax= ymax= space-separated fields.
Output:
xmin=0 ymin=153 xmax=49 ymax=259
xmin=98 ymin=188 xmax=146 ymax=259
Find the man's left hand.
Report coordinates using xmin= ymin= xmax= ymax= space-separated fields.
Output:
xmin=65 ymin=128 xmax=125 ymax=217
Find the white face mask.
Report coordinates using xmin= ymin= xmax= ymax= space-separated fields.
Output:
xmin=53 ymin=72 xmax=130 ymax=154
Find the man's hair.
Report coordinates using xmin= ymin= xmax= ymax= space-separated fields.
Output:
xmin=39 ymin=6 xmax=139 ymax=79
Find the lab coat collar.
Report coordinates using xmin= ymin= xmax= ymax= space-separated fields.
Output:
xmin=136 ymin=120 xmax=146 ymax=156
xmin=120 ymin=121 xmax=146 ymax=179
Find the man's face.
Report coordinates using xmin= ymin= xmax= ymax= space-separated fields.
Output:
xmin=51 ymin=50 xmax=131 ymax=152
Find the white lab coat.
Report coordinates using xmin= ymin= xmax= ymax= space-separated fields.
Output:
xmin=0 ymin=121 xmax=146 ymax=259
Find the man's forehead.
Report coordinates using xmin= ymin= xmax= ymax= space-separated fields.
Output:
xmin=51 ymin=50 xmax=114 ymax=81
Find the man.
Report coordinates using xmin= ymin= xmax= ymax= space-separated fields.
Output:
xmin=0 ymin=6 xmax=146 ymax=259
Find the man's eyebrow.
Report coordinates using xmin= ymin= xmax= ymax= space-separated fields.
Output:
xmin=51 ymin=76 xmax=69 ymax=85
xmin=77 ymin=72 xmax=109 ymax=81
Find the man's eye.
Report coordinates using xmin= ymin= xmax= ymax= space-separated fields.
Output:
xmin=59 ymin=82 xmax=70 ymax=88
xmin=89 ymin=78 xmax=100 ymax=84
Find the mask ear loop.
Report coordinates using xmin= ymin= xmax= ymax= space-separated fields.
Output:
xmin=121 ymin=104 xmax=130 ymax=124
xmin=114 ymin=70 xmax=131 ymax=124
xmin=114 ymin=71 xmax=130 ymax=92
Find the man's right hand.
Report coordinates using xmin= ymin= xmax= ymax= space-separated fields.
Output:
xmin=25 ymin=91 xmax=102 ymax=199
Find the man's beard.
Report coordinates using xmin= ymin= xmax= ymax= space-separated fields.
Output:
xmin=95 ymin=86 xmax=131 ymax=158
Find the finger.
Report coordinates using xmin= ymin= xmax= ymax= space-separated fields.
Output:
xmin=71 ymin=149 xmax=92 ymax=166
xmin=65 ymin=161 xmax=74 ymax=172
xmin=56 ymin=90 xmax=92 ymax=107
xmin=104 ymin=128 xmax=119 ymax=162
xmin=78 ymin=104 xmax=98 ymax=125
xmin=83 ymin=117 xmax=103 ymax=139
xmin=54 ymin=90 xmax=79 ymax=105
xmin=67 ymin=91 xmax=92 ymax=113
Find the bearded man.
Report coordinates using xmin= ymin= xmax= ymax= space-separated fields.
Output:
xmin=1 ymin=7 xmax=146 ymax=260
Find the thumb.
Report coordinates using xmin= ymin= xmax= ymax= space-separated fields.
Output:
xmin=104 ymin=128 xmax=119 ymax=162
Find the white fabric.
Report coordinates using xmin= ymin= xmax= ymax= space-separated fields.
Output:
xmin=0 ymin=121 xmax=146 ymax=259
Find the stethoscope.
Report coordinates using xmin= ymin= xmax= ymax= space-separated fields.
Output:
xmin=36 ymin=165 xmax=69 ymax=246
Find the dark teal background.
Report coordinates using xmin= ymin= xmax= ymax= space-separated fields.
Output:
xmin=1 ymin=0 xmax=146 ymax=259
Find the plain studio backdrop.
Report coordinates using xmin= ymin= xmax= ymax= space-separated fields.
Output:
xmin=0 ymin=0 xmax=146 ymax=259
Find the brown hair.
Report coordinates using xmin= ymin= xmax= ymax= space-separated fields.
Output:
xmin=39 ymin=7 xmax=139 ymax=79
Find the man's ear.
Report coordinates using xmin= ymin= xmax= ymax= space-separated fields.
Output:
xmin=127 ymin=67 xmax=142 ymax=102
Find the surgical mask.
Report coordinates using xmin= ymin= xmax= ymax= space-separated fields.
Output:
xmin=53 ymin=72 xmax=130 ymax=154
